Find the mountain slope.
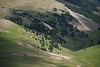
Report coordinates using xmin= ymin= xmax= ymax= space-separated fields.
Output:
xmin=0 ymin=0 xmax=67 ymax=12
xmin=0 ymin=19 xmax=100 ymax=67
xmin=67 ymin=8 xmax=100 ymax=31
xmin=0 ymin=0 xmax=100 ymax=67
xmin=74 ymin=45 xmax=100 ymax=67
xmin=0 ymin=19 xmax=73 ymax=67
xmin=57 ymin=0 xmax=100 ymax=24
xmin=0 ymin=0 xmax=100 ymax=31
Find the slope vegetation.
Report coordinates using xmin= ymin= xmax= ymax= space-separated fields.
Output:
xmin=67 ymin=8 xmax=100 ymax=31
xmin=0 ymin=0 xmax=100 ymax=31
xmin=0 ymin=19 xmax=100 ymax=67
xmin=0 ymin=0 xmax=67 ymax=12
xmin=0 ymin=19 xmax=80 ymax=67
xmin=0 ymin=0 xmax=100 ymax=67
xmin=57 ymin=0 xmax=100 ymax=24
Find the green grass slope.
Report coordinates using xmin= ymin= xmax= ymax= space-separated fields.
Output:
xmin=0 ymin=19 xmax=77 ymax=67
xmin=0 ymin=0 xmax=100 ymax=66
xmin=0 ymin=19 xmax=100 ymax=67
xmin=73 ymin=45 xmax=100 ymax=67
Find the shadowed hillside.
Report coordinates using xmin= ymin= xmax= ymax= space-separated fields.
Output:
xmin=0 ymin=18 xmax=100 ymax=67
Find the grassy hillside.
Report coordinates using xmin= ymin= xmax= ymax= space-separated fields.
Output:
xmin=6 ymin=9 xmax=100 ymax=51
xmin=0 ymin=19 xmax=69 ymax=67
xmin=73 ymin=45 xmax=100 ymax=67
xmin=0 ymin=19 xmax=100 ymax=67
xmin=0 ymin=0 xmax=67 ymax=13
xmin=1 ymin=0 xmax=100 ymax=31
xmin=57 ymin=0 xmax=100 ymax=24
xmin=0 ymin=0 xmax=100 ymax=67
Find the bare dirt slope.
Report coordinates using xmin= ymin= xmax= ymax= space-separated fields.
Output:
xmin=67 ymin=8 xmax=100 ymax=31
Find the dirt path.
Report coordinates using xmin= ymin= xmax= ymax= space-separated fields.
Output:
xmin=41 ymin=22 xmax=53 ymax=30
xmin=12 ymin=53 xmax=42 ymax=57
xmin=47 ymin=52 xmax=71 ymax=59
xmin=17 ymin=43 xmax=33 ymax=48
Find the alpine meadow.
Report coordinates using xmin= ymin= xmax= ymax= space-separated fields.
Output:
xmin=0 ymin=0 xmax=100 ymax=67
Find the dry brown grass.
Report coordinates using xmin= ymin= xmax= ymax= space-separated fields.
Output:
xmin=0 ymin=0 xmax=67 ymax=13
